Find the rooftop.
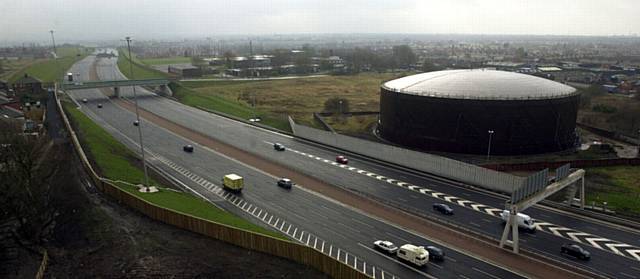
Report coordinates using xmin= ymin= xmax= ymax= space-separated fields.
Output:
xmin=382 ymin=69 xmax=577 ymax=100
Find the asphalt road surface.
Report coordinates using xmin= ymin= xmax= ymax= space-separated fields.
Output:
xmin=64 ymin=54 xmax=531 ymax=279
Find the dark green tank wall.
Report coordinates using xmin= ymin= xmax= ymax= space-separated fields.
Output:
xmin=378 ymin=88 xmax=580 ymax=155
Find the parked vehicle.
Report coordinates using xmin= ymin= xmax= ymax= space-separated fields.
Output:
xmin=336 ymin=155 xmax=348 ymax=164
xmin=183 ymin=144 xmax=194 ymax=153
xmin=433 ymin=203 xmax=454 ymax=215
xmin=561 ymin=244 xmax=590 ymax=260
xmin=222 ymin=174 xmax=244 ymax=192
xmin=500 ymin=210 xmax=536 ymax=232
xmin=425 ymin=246 xmax=444 ymax=261
xmin=397 ymin=244 xmax=429 ymax=266
xmin=273 ymin=143 xmax=285 ymax=151
xmin=373 ymin=240 xmax=398 ymax=254
xmin=277 ymin=178 xmax=293 ymax=189
xmin=82 ymin=98 xmax=88 ymax=103
xmin=97 ymin=103 xmax=103 ymax=108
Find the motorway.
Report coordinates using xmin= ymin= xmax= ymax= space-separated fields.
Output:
xmin=68 ymin=51 xmax=640 ymax=278
xmin=65 ymin=54 xmax=532 ymax=278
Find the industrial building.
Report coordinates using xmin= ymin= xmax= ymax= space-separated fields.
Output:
xmin=167 ymin=65 xmax=203 ymax=78
xmin=378 ymin=69 xmax=580 ymax=155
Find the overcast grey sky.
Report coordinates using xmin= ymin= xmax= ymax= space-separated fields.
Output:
xmin=2 ymin=0 xmax=639 ymax=43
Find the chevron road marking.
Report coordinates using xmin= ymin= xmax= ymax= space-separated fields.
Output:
xmin=606 ymin=243 xmax=633 ymax=256
xmin=141 ymin=150 xmax=394 ymax=278
xmin=585 ymin=238 xmax=612 ymax=250
xmin=567 ymin=232 xmax=591 ymax=242
xmin=284 ymin=146 xmax=640 ymax=262
xmin=628 ymin=250 xmax=640 ymax=261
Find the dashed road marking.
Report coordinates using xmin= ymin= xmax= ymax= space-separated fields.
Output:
xmin=285 ymin=146 xmax=640 ymax=262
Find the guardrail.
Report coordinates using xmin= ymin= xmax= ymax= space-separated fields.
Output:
xmin=54 ymin=86 xmax=368 ymax=279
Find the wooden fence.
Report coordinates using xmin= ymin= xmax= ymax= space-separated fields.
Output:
xmin=54 ymin=87 xmax=368 ymax=279
xmin=34 ymin=250 xmax=48 ymax=279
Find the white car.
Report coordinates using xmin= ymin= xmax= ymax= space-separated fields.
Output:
xmin=373 ymin=240 xmax=398 ymax=254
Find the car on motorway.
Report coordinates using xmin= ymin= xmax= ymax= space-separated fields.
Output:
xmin=82 ymin=98 xmax=88 ymax=103
xmin=183 ymin=144 xmax=194 ymax=153
xmin=133 ymin=120 xmax=140 ymax=126
xmin=97 ymin=103 xmax=103 ymax=108
xmin=277 ymin=178 xmax=293 ymax=189
xmin=336 ymin=155 xmax=348 ymax=164
xmin=561 ymin=244 xmax=590 ymax=260
xmin=433 ymin=203 xmax=454 ymax=215
xmin=373 ymin=240 xmax=398 ymax=254
xmin=426 ymin=246 xmax=445 ymax=261
xmin=273 ymin=143 xmax=285 ymax=151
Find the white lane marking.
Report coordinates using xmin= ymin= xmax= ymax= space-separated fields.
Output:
xmin=351 ymin=217 xmax=375 ymax=229
xmin=472 ymin=267 xmax=502 ymax=279
xmin=620 ymin=272 xmax=638 ymax=279
xmin=358 ymin=243 xmax=437 ymax=279
xmin=284 ymin=145 xmax=640 ymax=261
xmin=385 ymin=232 xmax=411 ymax=244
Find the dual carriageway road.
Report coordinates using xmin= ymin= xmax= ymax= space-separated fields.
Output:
xmin=63 ymin=53 xmax=640 ymax=278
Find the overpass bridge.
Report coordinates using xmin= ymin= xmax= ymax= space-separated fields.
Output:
xmin=61 ymin=78 xmax=172 ymax=96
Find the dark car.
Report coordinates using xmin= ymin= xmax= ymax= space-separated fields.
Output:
xmin=336 ymin=155 xmax=348 ymax=164
xmin=277 ymin=178 xmax=293 ymax=189
xmin=561 ymin=244 xmax=590 ymax=260
xmin=183 ymin=144 xmax=194 ymax=153
xmin=426 ymin=246 xmax=445 ymax=261
xmin=97 ymin=103 xmax=103 ymax=108
xmin=274 ymin=143 xmax=285 ymax=151
xmin=433 ymin=203 xmax=454 ymax=215
xmin=133 ymin=120 xmax=140 ymax=126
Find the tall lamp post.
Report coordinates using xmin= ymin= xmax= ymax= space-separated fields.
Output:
xmin=125 ymin=36 xmax=150 ymax=191
xmin=637 ymin=129 xmax=640 ymax=158
xmin=487 ymin=130 xmax=495 ymax=161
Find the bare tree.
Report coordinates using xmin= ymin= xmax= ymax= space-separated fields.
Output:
xmin=0 ymin=121 xmax=72 ymax=255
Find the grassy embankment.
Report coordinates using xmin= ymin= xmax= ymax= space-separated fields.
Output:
xmin=8 ymin=47 xmax=90 ymax=83
xmin=585 ymin=165 xmax=640 ymax=216
xmin=116 ymin=48 xmax=168 ymax=80
xmin=140 ymin=57 xmax=192 ymax=65
xmin=63 ymin=102 xmax=287 ymax=240
xmin=179 ymin=73 xmax=400 ymax=133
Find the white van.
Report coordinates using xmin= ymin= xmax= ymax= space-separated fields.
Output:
xmin=500 ymin=210 xmax=536 ymax=232
xmin=397 ymin=244 xmax=429 ymax=267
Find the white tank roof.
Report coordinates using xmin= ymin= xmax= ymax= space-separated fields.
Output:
xmin=382 ymin=69 xmax=577 ymax=100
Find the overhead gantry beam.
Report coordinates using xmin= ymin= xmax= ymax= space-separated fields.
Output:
xmin=62 ymin=78 xmax=170 ymax=90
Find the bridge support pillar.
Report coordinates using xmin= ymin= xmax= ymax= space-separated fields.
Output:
xmin=157 ymin=84 xmax=173 ymax=97
xmin=113 ymin=87 xmax=120 ymax=98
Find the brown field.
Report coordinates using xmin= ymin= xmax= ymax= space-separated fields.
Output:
xmin=182 ymin=73 xmax=403 ymax=127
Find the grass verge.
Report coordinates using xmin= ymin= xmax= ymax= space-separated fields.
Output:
xmin=117 ymin=48 xmax=169 ymax=80
xmin=585 ymin=165 xmax=640 ymax=215
xmin=141 ymin=57 xmax=192 ymax=65
xmin=170 ymin=82 xmax=292 ymax=132
xmin=63 ymin=101 xmax=288 ymax=240
xmin=179 ymin=73 xmax=400 ymax=132
xmin=9 ymin=47 xmax=90 ymax=83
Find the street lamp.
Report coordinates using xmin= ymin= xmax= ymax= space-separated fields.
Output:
xmin=125 ymin=37 xmax=150 ymax=191
xmin=487 ymin=130 xmax=495 ymax=161
xmin=637 ymin=129 xmax=640 ymax=158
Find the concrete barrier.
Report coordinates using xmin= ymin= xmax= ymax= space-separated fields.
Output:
xmin=291 ymin=119 xmax=525 ymax=194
